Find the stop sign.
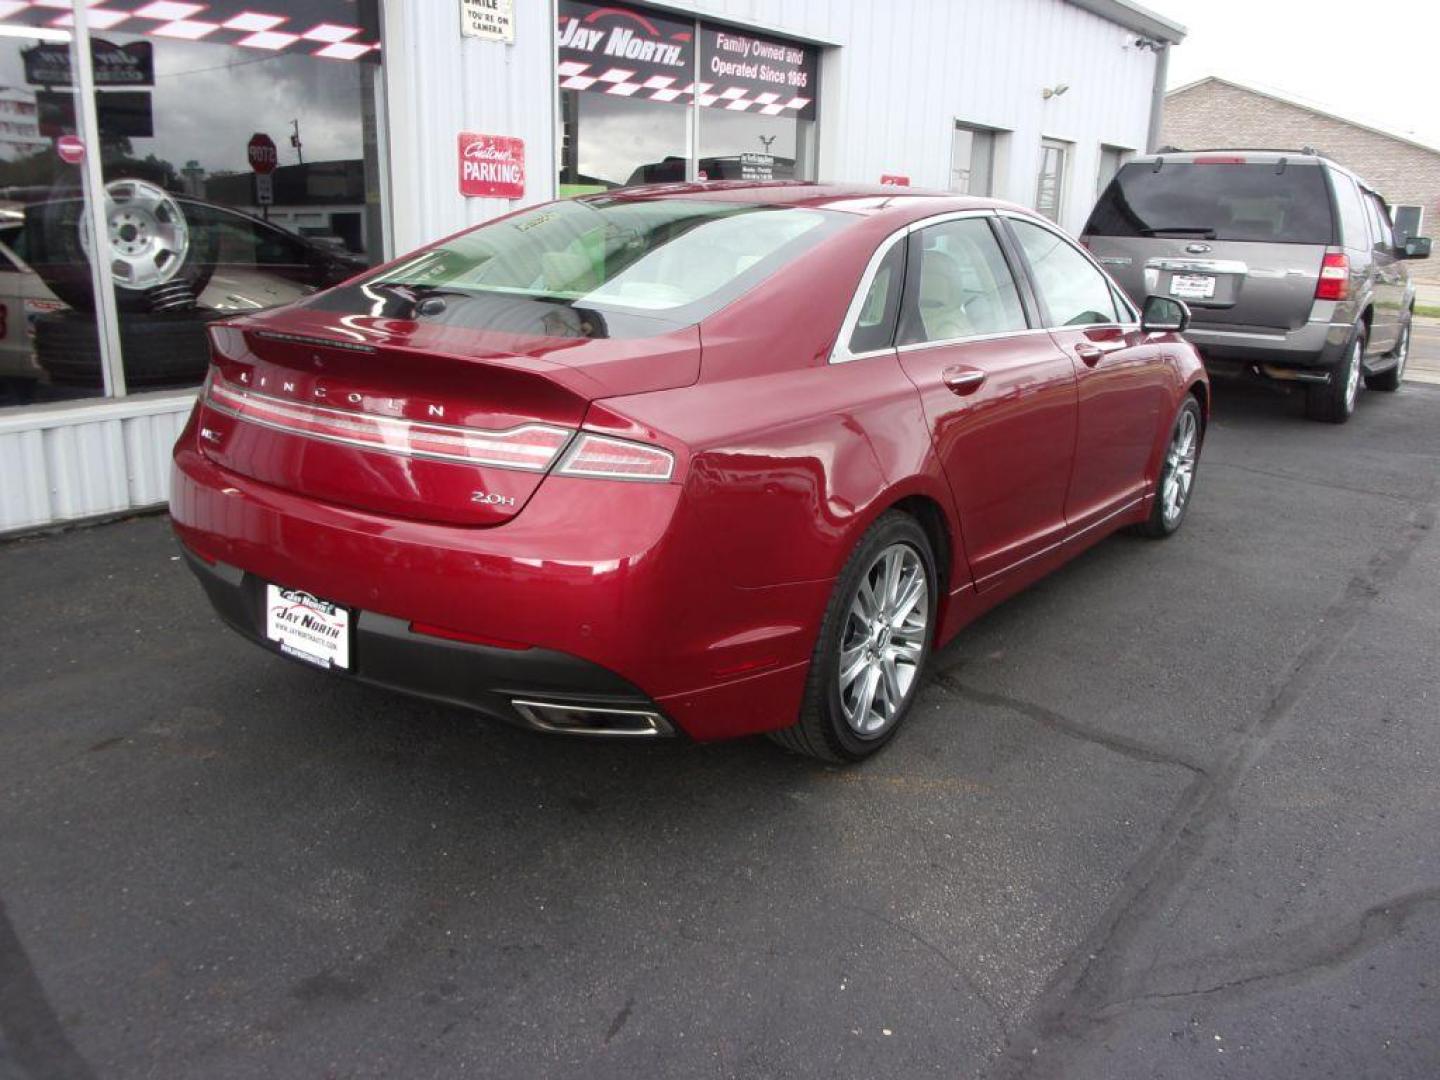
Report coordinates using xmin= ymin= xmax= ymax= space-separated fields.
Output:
xmin=247 ymin=133 xmax=277 ymax=175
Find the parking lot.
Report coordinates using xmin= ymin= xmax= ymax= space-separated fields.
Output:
xmin=3 ymin=371 xmax=1439 ymax=1079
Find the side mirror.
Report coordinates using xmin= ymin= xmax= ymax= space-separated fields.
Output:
xmin=1141 ymin=294 xmax=1190 ymax=334
xmin=1401 ymin=235 xmax=1432 ymax=259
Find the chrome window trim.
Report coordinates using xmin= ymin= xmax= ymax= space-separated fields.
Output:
xmin=894 ymin=328 xmax=1053 ymax=355
xmin=998 ymin=209 xmax=1142 ymax=325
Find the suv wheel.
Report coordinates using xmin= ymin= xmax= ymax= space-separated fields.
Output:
xmin=1364 ymin=319 xmax=1409 ymax=392
xmin=768 ymin=512 xmax=938 ymax=763
xmin=1306 ymin=324 xmax=1365 ymax=423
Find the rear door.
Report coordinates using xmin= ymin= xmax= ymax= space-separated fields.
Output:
xmin=1359 ymin=187 xmax=1403 ymax=353
xmin=1084 ymin=159 xmax=1335 ymax=332
xmin=892 ymin=213 xmax=1077 ymax=590
xmin=1005 ymin=215 xmax=1167 ymax=534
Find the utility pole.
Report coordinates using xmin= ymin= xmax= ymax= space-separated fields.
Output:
xmin=290 ymin=118 xmax=304 ymax=165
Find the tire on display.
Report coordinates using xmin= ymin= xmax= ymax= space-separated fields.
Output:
xmin=1305 ymin=323 xmax=1365 ymax=423
xmin=23 ymin=179 xmax=217 ymax=315
xmin=768 ymin=511 xmax=939 ymax=763
xmin=1135 ymin=395 xmax=1204 ymax=539
xmin=1364 ymin=317 xmax=1409 ymax=392
xmin=34 ymin=309 xmax=223 ymax=388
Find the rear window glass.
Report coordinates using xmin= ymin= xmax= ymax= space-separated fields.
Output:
xmin=313 ymin=198 xmax=847 ymax=337
xmin=1085 ymin=163 xmax=1335 ymax=245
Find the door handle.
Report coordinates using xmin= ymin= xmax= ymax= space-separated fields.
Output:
xmin=1074 ymin=343 xmax=1104 ymax=367
xmin=942 ymin=366 xmax=986 ymax=395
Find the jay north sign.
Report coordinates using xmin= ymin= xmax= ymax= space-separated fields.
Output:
xmin=556 ymin=0 xmax=817 ymax=118
xmin=557 ymin=0 xmax=693 ymax=79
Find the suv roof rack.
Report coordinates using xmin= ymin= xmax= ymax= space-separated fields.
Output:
xmin=1154 ymin=146 xmax=1325 ymax=157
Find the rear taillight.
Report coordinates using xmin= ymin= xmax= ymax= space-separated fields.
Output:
xmin=1192 ymin=155 xmax=1246 ymax=165
xmin=556 ymin=433 xmax=675 ymax=482
xmin=1316 ymin=252 xmax=1349 ymax=301
xmin=204 ymin=376 xmax=572 ymax=471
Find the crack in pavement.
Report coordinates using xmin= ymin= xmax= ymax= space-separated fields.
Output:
xmin=1097 ymin=887 xmax=1440 ymax=1013
xmin=929 ymin=673 xmax=1208 ymax=776
xmin=845 ymin=903 xmax=1009 ymax=1033
xmin=985 ymin=499 xmax=1438 ymax=1080
xmin=0 ymin=894 xmax=95 ymax=1080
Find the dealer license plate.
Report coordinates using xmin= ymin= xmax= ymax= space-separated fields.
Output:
xmin=1170 ymin=273 xmax=1216 ymax=300
xmin=265 ymin=584 xmax=351 ymax=669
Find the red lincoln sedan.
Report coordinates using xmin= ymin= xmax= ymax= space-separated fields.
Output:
xmin=171 ymin=183 xmax=1207 ymax=762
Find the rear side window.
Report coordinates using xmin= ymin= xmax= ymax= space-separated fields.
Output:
xmin=1086 ymin=162 xmax=1335 ymax=244
xmin=1331 ymin=173 xmax=1370 ymax=251
xmin=848 ymin=238 xmax=906 ymax=354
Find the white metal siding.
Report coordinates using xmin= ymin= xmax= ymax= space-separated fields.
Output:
xmin=383 ymin=0 xmax=1160 ymax=242
xmin=0 ymin=395 xmax=194 ymax=535
xmin=382 ymin=0 xmax=559 ymax=253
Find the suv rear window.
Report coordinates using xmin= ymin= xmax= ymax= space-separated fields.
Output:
xmin=1085 ymin=162 xmax=1335 ymax=245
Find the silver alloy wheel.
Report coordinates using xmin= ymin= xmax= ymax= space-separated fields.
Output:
xmin=79 ymin=179 xmax=190 ymax=291
xmin=1161 ymin=408 xmax=1199 ymax=526
xmin=1344 ymin=335 xmax=1362 ymax=412
xmin=838 ymin=542 xmax=929 ymax=737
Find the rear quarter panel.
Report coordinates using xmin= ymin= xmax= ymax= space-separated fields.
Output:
xmin=610 ymin=216 xmax=961 ymax=584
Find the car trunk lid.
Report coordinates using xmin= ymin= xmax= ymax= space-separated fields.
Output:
xmin=196 ymin=308 xmax=699 ymax=526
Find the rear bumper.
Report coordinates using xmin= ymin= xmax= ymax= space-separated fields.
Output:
xmin=170 ymin=430 xmax=827 ymax=741
xmin=181 ymin=548 xmax=673 ymax=735
xmin=1187 ymin=318 xmax=1350 ymax=371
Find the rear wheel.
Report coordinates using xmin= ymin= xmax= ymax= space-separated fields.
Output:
xmin=1364 ymin=319 xmax=1409 ymax=392
xmin=768 ymin=512 xmax=938 ymax=763
xmin=1306 ymin=325 xmax=1364 ymax=423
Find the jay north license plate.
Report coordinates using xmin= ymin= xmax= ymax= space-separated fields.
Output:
xmin=265 ymin=584 xmax=351 ymax=669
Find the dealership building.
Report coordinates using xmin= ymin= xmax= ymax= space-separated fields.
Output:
xmin=0 ymin=0 xmax=1183 ymax=534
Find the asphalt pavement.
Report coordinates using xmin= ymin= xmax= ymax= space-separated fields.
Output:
xmin=2 ymin=376 xmax=1439 ymax=1079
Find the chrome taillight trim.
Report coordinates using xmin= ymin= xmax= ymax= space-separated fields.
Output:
xmin=204 ymin=377 xmax=574 ymax=472
xmin=555 ymin=432 xmax=676 ymax=482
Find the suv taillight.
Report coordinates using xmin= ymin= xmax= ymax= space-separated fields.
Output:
xmin=1316 ymin=252 xmax=1349 ymax=301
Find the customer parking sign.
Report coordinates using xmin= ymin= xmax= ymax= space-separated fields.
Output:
xmin=458 ymin=132 xmax=525 ymax=198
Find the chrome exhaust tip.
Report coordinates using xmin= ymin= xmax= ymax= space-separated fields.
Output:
xmin=511 ymin=699 xmax=674 ymax=737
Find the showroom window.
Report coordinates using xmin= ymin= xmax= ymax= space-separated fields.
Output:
xmin=0 ymin=1 xmax=386 ymax=412
xmin=556 ymin=1 xmax=818 ymax=194
xmin=949 ymin=122 xmax=998 ymax=196
xmin=1035 ymin=138 xmax=1070 ymax=222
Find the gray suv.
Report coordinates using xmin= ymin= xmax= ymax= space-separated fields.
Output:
xmin=1083 ymin=149 xmax=1431 ymax=422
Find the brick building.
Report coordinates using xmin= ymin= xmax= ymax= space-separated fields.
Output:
xmin=1163 ymin=76 xmax=1440 ymax=279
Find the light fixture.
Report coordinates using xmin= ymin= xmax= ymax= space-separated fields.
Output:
xmin=1042 ymin=84 xmax=1070 ymax=100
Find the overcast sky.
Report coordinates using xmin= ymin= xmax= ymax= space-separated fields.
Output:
xmin=1156 ymin=0 xmax=1440 ymax=148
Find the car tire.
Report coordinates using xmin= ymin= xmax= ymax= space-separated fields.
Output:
xmin=1364 ymin=318 xmax=1409 ymax=392
xmin=768 ymin=511 xmax=939 ymax=763
xmin=35 ymin=309 xmax=223 ymax=388
xmin=23 ymin=179 xmax=217 ymax=315
xmin=1305 ymin=324 xmax=1365 ymax=423
xmin=1135 ymin=396 xmax=1204 ymax=539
